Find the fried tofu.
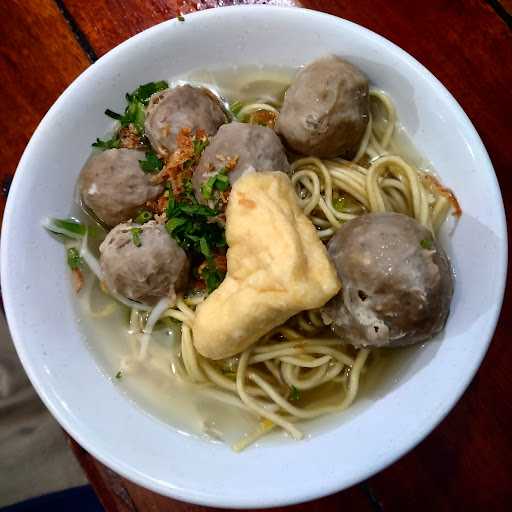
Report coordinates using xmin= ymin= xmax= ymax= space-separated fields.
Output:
xmin=192 ymin=171 xmax=341 ymax=360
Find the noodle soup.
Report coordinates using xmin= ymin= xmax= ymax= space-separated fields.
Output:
xmin=47 ymin=60 xmax=459 ymax=451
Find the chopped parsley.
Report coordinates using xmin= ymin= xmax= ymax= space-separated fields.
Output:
xmin=290 ymin=386 xmax=301 ymax=401
xmin=139 ymin=150 xmax=164 ymax=173
xmin=165 ymin=196 xmax=225 ymax=254
xmin=131 ymin=227 xmax=143 ymax=247
xmin=201 ymin=264 xmax=224 ymax=293
xmin=165 ymin=194 xmax=226 ymax=292
xmin=201 ymin=168 xmax=230 ymax=200
xmin=67 ymin=247 xmax=83 ymax=270
xmin=134 ymin=210 xmax=153 ymax=224
xmin=420 ymin=238 xmax=433 ymax=250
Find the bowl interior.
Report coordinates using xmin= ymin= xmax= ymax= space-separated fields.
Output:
xmin=1 ymin=6 xmax=507 ymax=509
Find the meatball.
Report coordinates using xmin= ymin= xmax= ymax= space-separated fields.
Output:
xmin=79 ymin=148 xmax=163 ymax=228
xmin=144 ymin=84 xmax=227 ymax=156
xmin=321 ymin=213 xmax=454 ymax=347
xmin=276 ymin=55 xmax=369 ymax=159
xmin=192 ymin=122 xmax=290 ymax=203
xmin=100 ymin=221 xmax=189 ymax=304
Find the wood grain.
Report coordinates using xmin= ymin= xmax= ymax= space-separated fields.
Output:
xmin=69 ymin=438 xmax=375 ymax=512
xmin=2 ymin=0 xmax=511 ymax=510
xmin=0 ymin=0 xmax=90 ymax=223
xmin=62 ymin=0 xmax=179 ymax=57
xmin=299 ymin=1 xmax=512 ymax=509
xmin=496 ymin=0 xmax=512 ymax=16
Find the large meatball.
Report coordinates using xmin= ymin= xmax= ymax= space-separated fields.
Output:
xmin=192 ymin=122 xmax=290 ymax=203
xmin=276 ymin=55 xmax=369 ymax=159
xmin=79 ymin=149 xmax=163 ymax=228
xmin=144 ymin=85 xmax=227 ymax=156
xmin=321 ymin=213 xmax=454 ymax=347
xmin=100 ymin=221 xmax=189 ymax=304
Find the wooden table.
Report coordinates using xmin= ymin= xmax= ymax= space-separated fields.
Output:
xmin=1 ymin=1 xmax=511 ymax=510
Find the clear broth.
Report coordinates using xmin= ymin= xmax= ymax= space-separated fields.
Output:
xmin=75 ymin=66 xmax=432 ymax=446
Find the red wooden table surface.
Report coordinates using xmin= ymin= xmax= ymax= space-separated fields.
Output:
xmin=1 ymin=1 xmax=511 ymax=510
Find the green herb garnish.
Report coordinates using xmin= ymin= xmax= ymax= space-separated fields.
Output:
xmin=177 ymin=14 xmax=185 ymax=22
xmin=420 ymin=238 xmax=433 ymax=250
xmin=104 ymin=109 xmax=123 ymax=121
xmin=193 ymin=138 xmax=209 ymax=156
xmin=333 ymin=197 xmax=346 ymax=212
xmin=115 ymin=370 xmax=123 ymax=380
xmin=67 ymin=247 xmax=83 ymax=270
xmin=97 ymin=80 xmax=169 ymax=138
xmin=131 ymin=81 xmax=169 ymax=105
xmin=200 ymin=168 xmax=230 ymax=200
xmin=165 ymin=196 xmax=224 ymax=253
xmin=201 ymin=263 xmax=225 ymax=293
xmin=164 ymin=193 xmax=226 ymax=293
xmin=92 ymin=136 xmax=120 ymax=150
xmin=135 ymin=210 xmax=153 ymax=224
xmin=290 ymin=386 xmax=301 ymax=401
xmin=139 ymin=150 xmax=164 ymax=173
xmin=229 ymin=100 xmax=243 ymax=118
xmin=131 ymin=227 xmax=143 ymax=247
xmin=44 ymin=218 xmax=88 ymax=239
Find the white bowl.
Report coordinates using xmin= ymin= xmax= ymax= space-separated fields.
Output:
xmin=1 ymin=6 xmax=507 ymax=509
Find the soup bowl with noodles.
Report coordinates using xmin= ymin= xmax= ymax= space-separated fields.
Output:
xmin=1 ymin=6 xmax=507 ymax=508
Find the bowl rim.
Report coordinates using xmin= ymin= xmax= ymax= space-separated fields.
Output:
xmin=1 ymin=5 xmax=508 ymax=508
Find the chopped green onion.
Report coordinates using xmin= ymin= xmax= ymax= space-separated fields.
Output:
xmin=135 ymin=210 xmax=153 ymax=224
xmin=124 ymin=98 xmax=146 ymax=134
xmin=214 ymin=173 xmax=230 ymax=191
xmin=333 ymin=197 xmax=346 ymax=212
xmin=131 ymin=227 xmax=143 ymax=247
xmin=139 ymin=151 xmax=164 ymax=173
xmin=92 ymin=136 xmax=120 ymax=150
xmin=201 ymin=168 xmax=230 ymax=199
xmin=290 ymin=386 xmax=301 ymax=401
xmin=420 ymin=238 xmax=433 ymax=250
xmin=201 ymin=177 xmax=215 ymax=200
xmin=104 ymin=109 xmax=122 ymax=120
xmin=229 ymin=100 xmax=243 ymax=118
xmin=43 ymin=217 xmax=88 ymax=239
xmin=193 ymin=138 xmax=208 ymax=156
xmin=93 ymin=81 xmax=169 ymax=146
xmin=131 ymin=81 xmax=169 ymax=105
xmin=67 ymin=247 xmax=83 ymax=270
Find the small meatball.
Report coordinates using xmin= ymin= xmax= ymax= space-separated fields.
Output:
xmin=79 ymin=149 xmax=163 ymax=228
xmin=321 ymin=213 xmax=454 ymax=347
xmin=145 ymin=85 xmax=227 ymax=156
xmin=192 ymin=122 xmax=290 ymax=203
xmin=100 ymin=221 xmax=189 ymax=303
xmin=276 ymin=55 xmax=369 ymax=159
xmin=193 ymin=172 xmax=340 ymax=360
